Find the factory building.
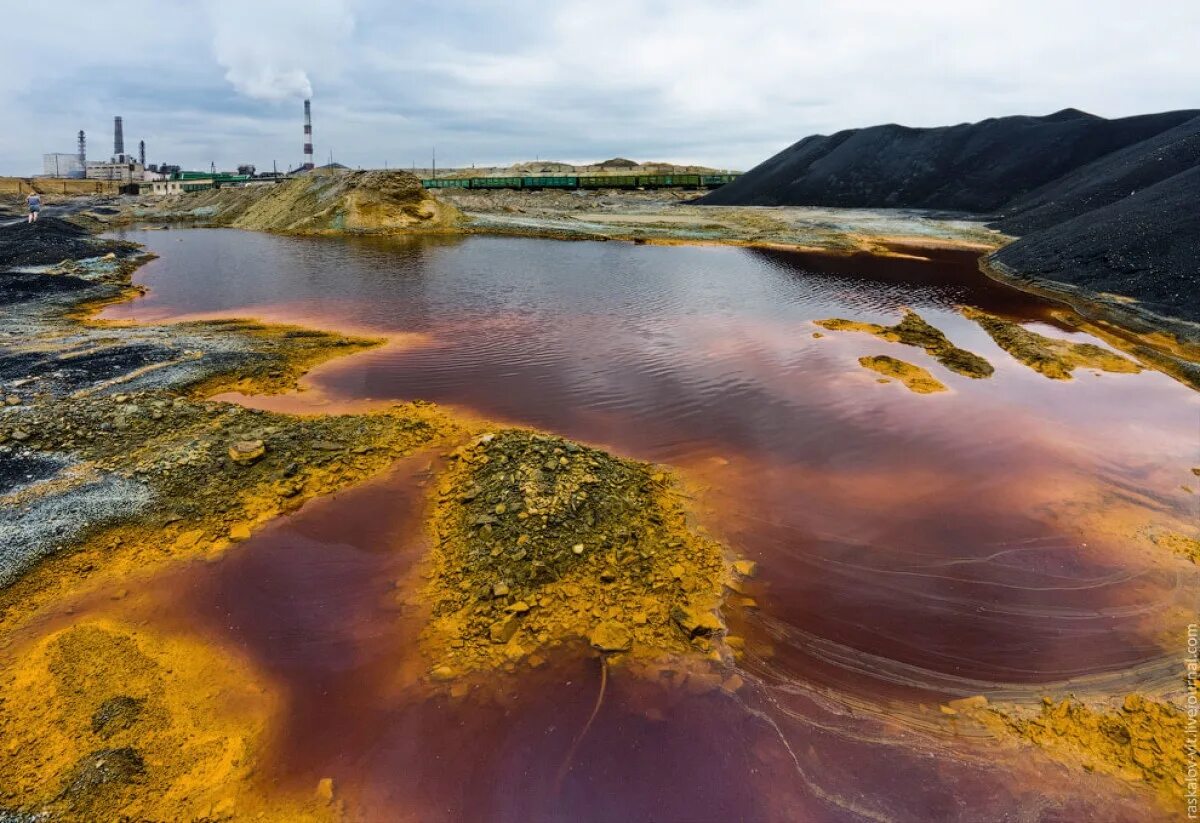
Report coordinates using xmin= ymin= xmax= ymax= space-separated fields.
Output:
xmin=42 ymin=153 xmax=85 ymax=178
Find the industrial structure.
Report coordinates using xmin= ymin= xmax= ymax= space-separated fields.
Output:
xmin=302 ymin=99 xmax=314 ymax=171
xmin=83 ymin=115 xmax=145 ymax=182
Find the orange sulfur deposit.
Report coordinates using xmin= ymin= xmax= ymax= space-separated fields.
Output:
xmin=419 ymin=429 xmax=735 ymax=679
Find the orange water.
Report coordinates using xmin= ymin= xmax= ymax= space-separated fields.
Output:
xmin=87 ymin=229 xmax=1198 ymax=820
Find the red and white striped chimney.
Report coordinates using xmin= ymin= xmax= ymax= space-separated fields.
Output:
xmin=303 ymin=99 xmax=314 ymax=171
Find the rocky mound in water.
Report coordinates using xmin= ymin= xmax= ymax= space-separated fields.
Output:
xmin=420 ymin=430 xmax=734 ymax=678
xmin=962 ymin=307 xmax=1142 ymax=380
xmin=127 ymin=170 xmax=463 ymax=235
xmin=815 ymin=310 xmax=993 ymax=378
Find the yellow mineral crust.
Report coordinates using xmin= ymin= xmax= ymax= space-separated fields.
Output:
xmin=0 ymin=619 xmax=332 ymax=821
xmin=419 ymin=429 xmax=732 ymax=678
xmin=1149 ymin=530 xmax=1200 ymax=563
xmin=962 ymin=307 xmax=1142 ymax=379
xmin=858 ymin=355 xmax=948 ymax=394
xmin=959 ymin=694 xmax=1188 ymax=809
xmin=815 ymin=310 xmax=994 ymax=378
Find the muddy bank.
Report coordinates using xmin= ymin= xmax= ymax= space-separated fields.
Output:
xmin=432 ymin=187 xmax=1002 ymax=255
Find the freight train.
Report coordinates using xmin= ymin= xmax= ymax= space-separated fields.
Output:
xmin=420 ymin=173 xmax=739 ymax=191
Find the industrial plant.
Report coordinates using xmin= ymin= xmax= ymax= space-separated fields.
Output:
xmin=38 ymin=100 xmax=322 ymax=194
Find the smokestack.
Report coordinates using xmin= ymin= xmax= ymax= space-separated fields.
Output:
xmin=303 ymin=99 xmax=314 ymax=171
xmin=138 ymin=140 xmax=145 ymax=166
xmin=113 ymin=116 xmax=124 ymax=160
xmin=78 ymin=130 xmax=86 ymax=167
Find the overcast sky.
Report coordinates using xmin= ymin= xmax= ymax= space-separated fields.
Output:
xmin=3 ymin=0 xmax=1197 ymax=175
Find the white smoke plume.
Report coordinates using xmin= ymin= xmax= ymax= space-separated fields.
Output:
xmin=208 ymin=0 xmax=354 ymax=101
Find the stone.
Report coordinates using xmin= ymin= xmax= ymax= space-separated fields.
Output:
xmin=490 ymin=616 xmax=521 ymax=644
xmin=721 ymin=674 xmax=745 ymax=694
xmin=4 ymin=395 xmax=20 ymax=406
xmin=589 ymin=621 xmax=632 ymax=653
xmin=10 ymin=429 xmax=30 ymax=441
xmin=572 ymin=543 xmax=585 ymax=555
xmin=492 ymin=581 xmax=510 ymax=597
xmin=671 ymin=604 xmax=722 ymax=638
xmin=228 ymin=524 xmax=252 ymax=542
xmin=510 ymin=601 xmax=530 ymax=614
xmin=732 ymin=559 xmax=757 ymax=577
xmin=946 ymin=695 xmax=989 ymax=712
xmin=228 ymin=439 xmax=266 ymax=465
xmin=430 ymin=665 xmax=456 ymax=682
xmin=315 ymin=777 xmax=334 ymax=803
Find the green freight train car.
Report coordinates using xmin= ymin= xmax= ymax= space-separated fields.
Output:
xmin=419 ymin=173 xmax=738 ymax=191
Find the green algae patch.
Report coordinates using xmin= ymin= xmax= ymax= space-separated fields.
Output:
xmin=962 ymin=307 xmax=1142 ymax=380
xmin=815 ymin=310 xmax=993 ymax=378
xmin=959 ymin=694 xmax=1188 ymax=809
xmin=858 ymin=355 xmax=947 ymax=394
xmin=420 ymin=430 xmax=731 ymax=677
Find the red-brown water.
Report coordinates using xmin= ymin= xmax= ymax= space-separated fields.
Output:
xmin=92 ymin=229 xmax=1197 ymax=820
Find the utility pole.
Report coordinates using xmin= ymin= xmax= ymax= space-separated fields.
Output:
xmin=432 ymin=147 xmax=436 ymax=179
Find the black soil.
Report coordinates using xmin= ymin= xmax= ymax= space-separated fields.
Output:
xmin=991 ymin=165 xmax=1200 ymax=324
xmin=994 ymin=114 xmax=1200 ymax=234
xmin=0 ymin=217 xmax=133 ymax=270
xmin=702 ymin=109 xmax=1200 ymax=329
xmin=0 ymin=217 xmax=139 ymax=306
xmin=700 ymin=108 xmax=1196 ymax=212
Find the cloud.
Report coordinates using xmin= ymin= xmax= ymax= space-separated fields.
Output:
xmin=208 ymin=0 xmax=355 ymax=101
xmin=0 ymin=0 xmax=1197 ymax=173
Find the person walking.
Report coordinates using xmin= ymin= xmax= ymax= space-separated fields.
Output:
xmin=26 ymin=190 xmax=41 ymax=223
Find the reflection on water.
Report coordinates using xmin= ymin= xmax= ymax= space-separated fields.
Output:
xmin=91 ymin=228 xmax=1195 ymax=820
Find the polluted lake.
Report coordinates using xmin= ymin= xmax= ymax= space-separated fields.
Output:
xmin=4 ymin=227 xmax=1196 ymax=821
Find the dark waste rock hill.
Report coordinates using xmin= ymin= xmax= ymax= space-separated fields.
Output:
xmin=701 ymin=109 xmax=1200 ymax=334
xmin=995 ymin=113 xmax=1200 ymax=234
xmin=991 ymin=165 xmax=1200 ymax=324
xmin=701 ymin=108 xmax=1197 ymax=212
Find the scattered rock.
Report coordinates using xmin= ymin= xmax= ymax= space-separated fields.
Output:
xmin=227 ymin=439 xmax=266 ymax=465
xmin=429 ymin=665 xmax=456 ymax=682
xmin=489 ymin=616 xmax=521 ymax=644
xmin=315 ymin=777 xmax=334 ymax=803
xmin=90 ymin=696 xmax=145 ymax=738
xmin=671 ymin=604 xmax=722 ymax=638
xmin=589 ymin=621 xmax=633 ymax=652
xmin=732 ymin=559 xmax=757 ymax=577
